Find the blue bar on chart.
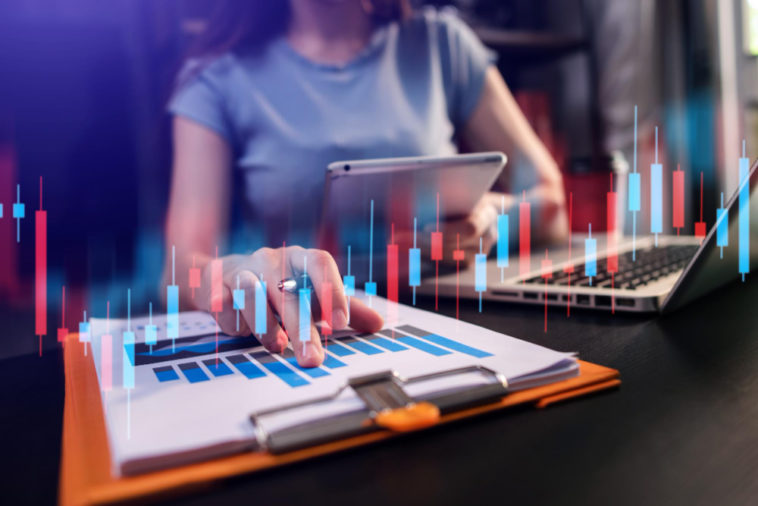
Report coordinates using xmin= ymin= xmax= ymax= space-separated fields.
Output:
xmin=255 ymin=280 xmax=267 ymax=335
xmin=629 ymin=105 xmax=640 ymax=260
xmin=232 ymin=276 xmax=245 ymax=330
xmin=13 ymin=186 xmax=24 ymax=218
xmin=395 ymin=325 xmax=493 ymax=358
xmin=650 ymin=127 xmax=662 ymax=244
xmin=324 ymin=339 xmax=355 ymax=357
xmin=497 ymin=213 xmax=509 ymax=268
xmin=343 ymin=275 xmax=355 ymax=296
xmin=395 ymin=334 xmax=452 ymax=356
xmin=322 ymin=353 xmax=348 ymax=369
xmin=409 ymin=248 xmax=421 ymax=287
xmin=13 ymin=184 xmax=25 ymax=243
xmin=409 ymin=217 xmax=421 ymax=305
xmin=233 ymin=284 xmax=245 ymax=310
xmin=78 ymin=321 xmax=91 ymax=343
xmin=339 ymin=335 xmax=383 ymax=355
xmin=739 ymin=152 xmax=750 ymax=279
xmin=497 ymin=194 xmax=509 ymax=282
xmin=628 ymin=173 xmax=641 ymax=212
xmin=299 ymin=288 xmax=311 ymax=343
xmin=282 ymin=349 xmax=329 ymax=378
xmin=651 ymin=163 xmax=663 ymax=241
xmin=178 ymin=362 xmax=209 ymax=383
xmin=250 ymin=351 xmax=308 ymax=387
xmin=227 ymin=354 xmax=266 ymax=380
xmin=717 ymin=192 xmax=729 ymax=258
xmin=585 ymin=224 xmax=597 ymax=285
xmin=475 ymin=253 xmax=487 ymax=292
xmin=364 ymin=282 xmax=377 ymax=296
xmin=166 ymin=285 xmax=179 ymax=340
xmin=153 ymin=365 xmax=179 ymax=382
xmin=123 ymin=331 xmax=135 ymax=389
xmin=344 ymin=245 xmax=355 ymax=296
xmin=145 ymin=302 xmax=157 ymax=346
xmin=203 ymin=358 xmax=234 ymax=377
xmin=365 ymin=199 xmax=376 ymax=297
xmin=365 ymin=331 xmax=409 ymax=352
xmin=475 ymin=244 xmax=487 ymax=312
xmin=167 ymin=246 xmax=179 ymax=340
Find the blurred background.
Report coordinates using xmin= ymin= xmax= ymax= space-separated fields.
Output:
xmin=1 ymin=0 xmax=757 ymax=358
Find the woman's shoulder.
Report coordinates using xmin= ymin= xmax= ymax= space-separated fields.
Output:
xmin=403 ymin=6 xmax=478 ymax=41
xmin=175 ymin=53 xmax=240 ymax=89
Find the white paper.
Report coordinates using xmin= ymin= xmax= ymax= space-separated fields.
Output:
xmin=88 ymin=295 xmax=577 ymax=475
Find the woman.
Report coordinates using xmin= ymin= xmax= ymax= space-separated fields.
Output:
xmin=165 ymin=0 xmax=567 ymax=367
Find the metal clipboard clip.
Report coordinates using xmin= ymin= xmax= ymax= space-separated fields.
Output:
xmin=250 ymin=366 xmax=508 ymax=453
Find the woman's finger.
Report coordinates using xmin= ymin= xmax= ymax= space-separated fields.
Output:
xmin=258 ymin=306 xmax=288 ymax=353
xmin=347 ymin=297 xmax=384 ymax=334
xmin=303 ymin=249 xmax=349 ymax=330
xmin=235 ymin=269 xmax=287 ymax=353
xmin=262 ymin=247 xmax=324 ymax=367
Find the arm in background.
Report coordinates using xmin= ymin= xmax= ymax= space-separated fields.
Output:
xmin=446 ymin=67 xmax=569 ymax=263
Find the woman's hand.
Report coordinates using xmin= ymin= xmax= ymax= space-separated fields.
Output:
xmin=435 ymin=192 xmax=512 ymax=267
xmin=193 ymin=246 xmax=383 ymax=367
xmin=438 ymin=184 xmax=567 ymax=265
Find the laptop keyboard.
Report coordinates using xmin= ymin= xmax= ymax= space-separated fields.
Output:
xmin=524 ymin=244 xmax=700 ymax=290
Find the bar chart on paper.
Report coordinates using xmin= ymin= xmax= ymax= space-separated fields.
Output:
xmin=87 ymin=297 xmax=578 ymax=475
xmin=117 ymin=316 xmax=496 ymax=390
xmin=89 ymin=303 xmax=577 ymax=400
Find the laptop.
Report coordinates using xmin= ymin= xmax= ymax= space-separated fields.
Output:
xmin=426 ymin=159 xmax=758 ymax=313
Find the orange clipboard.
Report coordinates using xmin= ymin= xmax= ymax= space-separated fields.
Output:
xmin=59 ymin=334 xmax=620 ymax=505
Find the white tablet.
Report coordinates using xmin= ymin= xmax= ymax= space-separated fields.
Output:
xmin=318 ymin=152 xmax=506 ymax=254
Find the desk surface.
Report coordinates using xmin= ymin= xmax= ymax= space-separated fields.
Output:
xmin=3 ymin=279 xmax=757 ymax=505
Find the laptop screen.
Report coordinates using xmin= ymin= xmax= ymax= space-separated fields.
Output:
xmin=662 ymin=158 xmax=758 ymax=312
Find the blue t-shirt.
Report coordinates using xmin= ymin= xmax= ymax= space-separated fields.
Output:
xmin=169 ymin=7 xmax=495 ymax=249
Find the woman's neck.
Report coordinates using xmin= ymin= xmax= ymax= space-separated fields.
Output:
xmin=287 ymin=0 xmax=374 ymax=65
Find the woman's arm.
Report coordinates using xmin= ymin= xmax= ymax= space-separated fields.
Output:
xmin=164 ymin=117 xmax=382 ymax=367
xmin=164 ymin=116 xmax=231 ymax=301
xmin=442 ymin=67 xmax=569 ymax=261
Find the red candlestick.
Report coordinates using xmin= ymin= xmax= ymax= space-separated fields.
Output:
xmin=519 ymin=192 xmax=531 ymax=279
xmin=672 ymin=165 xmax=685 ymax=234
xmin=35 ymin=177 xmax=47 ymax=354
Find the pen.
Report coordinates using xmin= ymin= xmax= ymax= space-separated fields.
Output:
xmin=277 ymin=277 xmax=310 ymax=293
